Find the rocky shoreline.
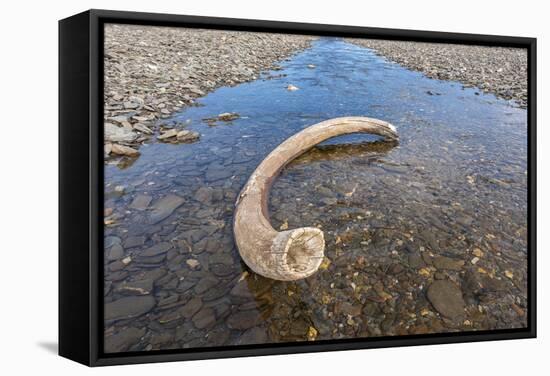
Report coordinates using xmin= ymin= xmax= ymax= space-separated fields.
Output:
xmin=348 ymin=39 xmax=528 ymax=108
xmin=104 ymin=24 xmax=316 ymax=158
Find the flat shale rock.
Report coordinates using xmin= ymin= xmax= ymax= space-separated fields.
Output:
xmin=115 ymin=278 xmax=154 ymax=295
xmin=129 ymin=194 xmax=152 ymax=210
xmin=179 ymin=297 xmax=203 ymax=319
xmin=433 ymin=255 xmax=465 ymax=271
xmin=104 ymin=327 xmax=146 ymax=353
xmin=107 ymin=244 xmax=124 ymax=261
xmin=105 ymin=296 xmax=156 ymax=321
xmin=427 ymin=280 xmax=466 ymax=320
xmin=194 ymin=186 xmax=214 ymax=204
xmin=149 ymin=194 xmax=185 ymax=224
xmin=111 ymin=144 xmax=140 ymax=157
xmin=192 ymin=308 xmax=216 ymax=329
xmin=124 ymin=235 xmax=146 ymax=248
xmin=227 ymin=310 xmax=263 ymax=330
xmin=194 ymin=277 xmax=220 ymax=294
xmin=140 ymin=242 xmax=173 ymax=257
xmin=235 ymin=327 xmax=268 ymax=345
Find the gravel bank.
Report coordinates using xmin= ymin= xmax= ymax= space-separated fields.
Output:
xmin=348 ymin=39 xmax=528 ymax=108
xmin=104 ymin=24 xmax=316 ymax=157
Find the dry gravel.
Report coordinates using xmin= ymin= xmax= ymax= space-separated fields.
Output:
xmin=348 ymin=39 xmax=528 ymax=108
xmin=103 ymin=24 xmax=316 ymax=157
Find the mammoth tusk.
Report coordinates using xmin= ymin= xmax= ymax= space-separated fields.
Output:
xmin=233 ymin=117 xmax=398 ymax=281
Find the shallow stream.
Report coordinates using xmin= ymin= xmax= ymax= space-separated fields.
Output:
xmin=104 ymin=38 xmax=528 ymax=352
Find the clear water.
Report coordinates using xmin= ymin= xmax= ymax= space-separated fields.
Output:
xmin=104 ymin=38 xmax=527 ymax=352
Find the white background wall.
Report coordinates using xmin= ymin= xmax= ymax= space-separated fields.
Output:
xmin=0 ymin=0 xmax=546 ymax=374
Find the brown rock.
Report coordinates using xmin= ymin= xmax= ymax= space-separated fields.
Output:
xmin=427 ymin=280 xmax=465 ymax=320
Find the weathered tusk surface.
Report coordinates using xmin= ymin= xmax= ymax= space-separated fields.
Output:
xmin=233 ymin=117 xmax=398 ymax=281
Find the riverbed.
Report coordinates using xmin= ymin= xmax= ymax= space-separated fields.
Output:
xmin=103 ymin=38 xmax=528 ymax=352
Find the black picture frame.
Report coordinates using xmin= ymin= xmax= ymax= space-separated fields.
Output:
xmin=59 ymin=9 xmax=537 ymax=367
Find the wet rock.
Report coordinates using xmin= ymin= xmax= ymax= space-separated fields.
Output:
xmin=104 ymin=327 xmax=146 ymax=353
xmin=179 ymin=297 xmax=203 ymax=319
xmin=235 ymin=327 xmax=268 ymax=345
xmin=134 ymin=253 xmax=166 ymax=265
xmin=176 ymin=130 xmax=200 ymax=142
xmin=194 ymin=186 xmax=214 ymax=204
xmin=192 ymin=308 xmax=216 ymax=329
xmin=205 ymin=165 xmax=234 ymax=182
xmin=124 ymin=235 xmax=146 ymax=249
xmin=111 ymin=144 xmax=140 ymax=157
xmin=105 ymin=270 xmax=128 ymax=282
xmin=115 ymin=278 xmax=154 ymax=295
xmin=140 ymin=242 xmax=173 ymax=257
xmin=230 ymin=280 xmax=254 ymax=298
xmin=108 ymin=260 xmax=128 ymax=272
xmin=105 ymin=236 xmax=121 ymax=249
xmin=202 ymin=284 xmax=232 ymax=301
xmin=388 ymin=263 xmax=404 ymax=274
xmin=206 ymin=328 xmax=230 ymax=346
xmin=427 ymin=280 xmax=466 ymax=320
xmin=158 ymin=128 xmax=178 ymax=140
xmin=210 ymin=264 xmax=236 ymax=277
xmin=186 ymin=259 xmax=200 ymax=269
xmin=149 ymin=331 xmax=175 ymax=347
xmin=194 ymin=277 xmax=220 ymax=294
xmin=433 ymin=256 xmax=465 ymax=271
xmin=408 ymin=252 xmax=425 ymax=268
xmin=157 ymin=294 xmax=179 ymax=307
xmin=105 ymin=296 xmax=156 ymax=321
xmin=107 ymin=244 xmax=124 ymax=261
xmin=336 ymin=301 xmax=362 ymax=317
xmin=209 ymin=252 xmax=234 ymax=266
xmin=227 ymin=310 xmax=262 ymax=330
xmin=149 ymin=194 xmax=185 ymax=224
xmin=129 ymin=194 xmax=152 ymax=210
xmin=482 ymin=275 xmax=508 ymax=292
xmin=177 ymin=280 xmax=197 ymax=293
xmin=204 ymin=112 xmax=240 ymax=124
xmin=290 ymin=317 xmax=310 ymax=336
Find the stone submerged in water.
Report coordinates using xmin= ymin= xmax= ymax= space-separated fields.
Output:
xmin=105 ymin=295 xmax=156 ymax=321
xmin=235 ymin=327 xmax=268 ymax=345
xmin=227 ymin=310 xmax=262 ymax=330
xmin=217 ymin=112 xmax=240 ymax=121
xmin=179 ymin=297 xmax=203 ymax=319
xmin=129 ymin=194 xmax=152 ymax=210
xmin=149 ymin=194 xmax=185 ymax=224
xmin=140 ymin=242 xmax=173 ymax=257
xmin=192 ymin=307 xmax=216 ymax=329
xmin=194 ymin=186 xmax=214 ymax=204
xmin=104 ymin=327 xmax=146 ymax=353
xmin=426 ymin=280 xmax=466 ymax=320
xmin=107 ymin=243 xmax=124 ymax=261
xmin=115 ymin=278 xmax=154 ymax=295
xmin=433 ymin=255 xmax=465 ymax=271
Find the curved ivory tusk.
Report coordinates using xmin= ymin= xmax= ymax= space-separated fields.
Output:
xmin=233 ymin=117 xmax=398 ymax=281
